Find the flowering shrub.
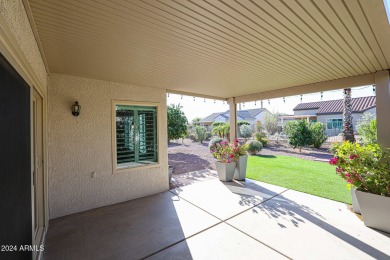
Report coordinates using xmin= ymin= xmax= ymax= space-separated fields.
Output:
xmin=210 ymin=140 xmax=236 ymax=163
xmin=330 ymin=142 xmax=390 ymax=197
xmin=231 ymin=139 xmax=248 ymax=157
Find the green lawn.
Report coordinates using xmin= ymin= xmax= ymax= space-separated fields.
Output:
xmin=246 ymin=155 xmax=351 ymax=204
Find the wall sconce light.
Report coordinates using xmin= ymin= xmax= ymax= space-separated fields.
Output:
xmin=72 ymin=100 xmax=81 ymax=116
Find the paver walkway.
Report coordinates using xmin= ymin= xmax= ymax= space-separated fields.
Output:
xmin=44 ymin=177 xmax=390 ymax=260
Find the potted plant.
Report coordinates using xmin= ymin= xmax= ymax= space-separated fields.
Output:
xmin=210 ymin=140 xmax=237 ymax=182
xmin=232 ymin=139 xmax=249 ymax=181
xmin=246 ymin=140 xmax=263 ymax=155
xmin=330 ymin=142 xmax=390 ymax=233
xmin=168 ymin=165 xmax=174 ymax=183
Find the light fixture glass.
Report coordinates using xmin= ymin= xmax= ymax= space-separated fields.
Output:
xmin=72 ymin=101 xmax=80 ymax=116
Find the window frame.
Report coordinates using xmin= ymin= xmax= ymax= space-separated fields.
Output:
xmin=326 ymin=118 xmax=343 ymax=130
xmin=112 ymin=100 xmax=160 ymax=174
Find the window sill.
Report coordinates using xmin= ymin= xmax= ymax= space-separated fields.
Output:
xmin=113 ymin=162 xmax=161 ymax=175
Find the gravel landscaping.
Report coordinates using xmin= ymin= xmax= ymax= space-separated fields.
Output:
xmin=168 ymin=138 xmax=334 ymax=175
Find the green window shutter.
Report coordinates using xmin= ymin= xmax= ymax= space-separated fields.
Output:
xmin=137 ymin=109 xmax=158 ymax=163
xmin=116 ymin=105 xmax=157 ymax=167
xmin=116 ymin=109 xmax=135 ymax=165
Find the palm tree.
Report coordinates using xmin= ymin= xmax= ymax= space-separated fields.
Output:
xmin=342 ymin=88 xmax=355 ymax=142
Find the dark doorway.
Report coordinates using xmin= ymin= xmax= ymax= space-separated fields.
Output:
xmin=0 ymin=53 xmax=32 ymax=259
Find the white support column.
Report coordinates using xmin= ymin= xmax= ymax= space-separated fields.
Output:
xmin=375 ymin=70 xmax=390 ymax=148
xmin=228 ymin=97 xmax=237 ymax=142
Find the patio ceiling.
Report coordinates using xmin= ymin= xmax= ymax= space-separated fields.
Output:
xmin=27 ymin=0 xmax=390 ymax=98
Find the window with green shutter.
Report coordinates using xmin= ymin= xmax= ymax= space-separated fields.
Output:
xmin=326 ymin=119 xmax=343 ymax=130
xmin=115 ymin=104 xmax=158 ymax=169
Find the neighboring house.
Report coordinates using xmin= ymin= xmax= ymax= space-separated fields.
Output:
xmin=290 ymin=96 xmax=376 ymax=136
xmin=200 ymin=108 xmax=270 ymax=131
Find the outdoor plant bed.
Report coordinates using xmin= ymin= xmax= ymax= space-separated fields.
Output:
xmin=331 ymin=142 xmax=390 ymax=233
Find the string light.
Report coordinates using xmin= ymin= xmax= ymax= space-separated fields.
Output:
xmin=283 ymin=97 xmax=285 ymax=103
xmin=204 ymin=98 xmax=206 ymax=103
xmin=167 ymin=93 xmax=169 ymax=97
xmin=373 ymin=85 xmax=376 ymax=94
xmin=300 ymin=95 xmax=303 ymax=102
xmin=243 ymin=102 xmax=245 ymax=107
xmin=193 ymin=97 xmax=195 ymax=101
xmin=255 ymin=101 xmax=257 ymax=106
xmin=214 ymin=100 xmax=216 ymax=104
xmin=268 ymin=99 xmax=270 ymax=105
xmin=223 ymin=100 xmax=226 ymax=105
xmin=181 ymin=95 xmax=183 ymax=100
xmin=321 ymin=92 xmax=323 ymax=100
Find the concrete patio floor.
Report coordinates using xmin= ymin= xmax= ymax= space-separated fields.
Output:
xmin=43 ymin=177 xmax=390 ymax=260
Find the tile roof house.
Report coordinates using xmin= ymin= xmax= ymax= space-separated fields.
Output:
xmin=292 ymin=96 xmax=376 ymax=136
xmin=200 ymin=108 xmax=270 ymax=130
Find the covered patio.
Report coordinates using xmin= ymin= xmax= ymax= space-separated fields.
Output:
xmin=1 ymin=0 xmax=390 ymax=259
xmin=44 ymin=176 xmax=390 ymax=259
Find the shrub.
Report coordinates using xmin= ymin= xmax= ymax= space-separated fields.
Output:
xmin=284 ymin=120 xmax=312 ymax=152
xmin=356 ymin=112 xmax=377 ymax=145
xmin=239 ymin=124 xmax=252 ymax=141
xmin=310 ymin=122 xmax=327 ymax=148
xmin=189 ymin=133 xmax=197 ymax=141
xmin=274 ymin=133 xmax=280 ymax=144
xmin=194 ymin=126 xmax=207 ymax=143
xmin=330 ymin=142 xmax=390 ymax=196
xmin=246 ymin=140 xmax=263 ymax=155
xmin=264 ymin=113 xmax=278 ymax=135
xmin=254 ymin=132 xmax=268 ymax=147
xmin=237 ymin=121 xmax=250 ymax=127
xmin=205 ymin=132 xmax=212 ymax=140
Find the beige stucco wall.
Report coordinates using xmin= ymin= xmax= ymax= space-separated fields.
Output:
xmin=48 ymin=73 xmax=168 ymax=219
xmin=0 ymin=0 xmax=47 ymax=90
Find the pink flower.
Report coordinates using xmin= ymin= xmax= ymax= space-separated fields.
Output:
xmin=230 ymin=154 xmax=234 ymax=158
xmin=329 ymin=158 xmax=338 ymax=165
xmin=349 ymin=154 xmax=359 ymax=160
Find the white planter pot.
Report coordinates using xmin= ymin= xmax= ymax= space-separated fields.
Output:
xmin=215 ymin=161 xmax=236 ymax=182
xmin=168 ymin=165 xmax=174 ymax=183
xmin=355 ymin=190 xmax=390 ymax=233
xmin=351 ymin=187 xmax=361 ymax=214
xmin=234 ymin=155 xmax=248 ymax=181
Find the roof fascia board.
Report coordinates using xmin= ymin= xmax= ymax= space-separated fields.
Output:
xmin=234 ymin=73 xmax=376 ymax=104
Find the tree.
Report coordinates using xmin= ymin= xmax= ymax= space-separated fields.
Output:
xmin=239 ymin=124 xmax=252 ymax=141
xmin=342 ymin=88 xmax=355 ymax=142
xmin=167 ymin=104 xmax=188 ymax=142
xmin=222 ymin=123 xmax=230 ymax=141
xmin=194 ymin=126 xmax=207 ymax=143
xmin=253 ymin=121 xmax=268 ymax=146
xmin=285 ymin=120 xmax=312 ymax=152
xmin=264 ymin=113 xmax=278 ymax=135
xmin=356 ymin=112 xmax=377 ymax=145
xmin=309 ymin=122 xmax=327 ymax=148
xmin=192 ymin=117 xmax=202 ymax=126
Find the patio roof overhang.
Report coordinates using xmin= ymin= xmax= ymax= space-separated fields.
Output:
xmin=25 ymin=0 xmax=390 ymax=100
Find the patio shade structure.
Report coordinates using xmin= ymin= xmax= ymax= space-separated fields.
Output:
xmin=26 ymin=0 xmax=390 ymax=144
